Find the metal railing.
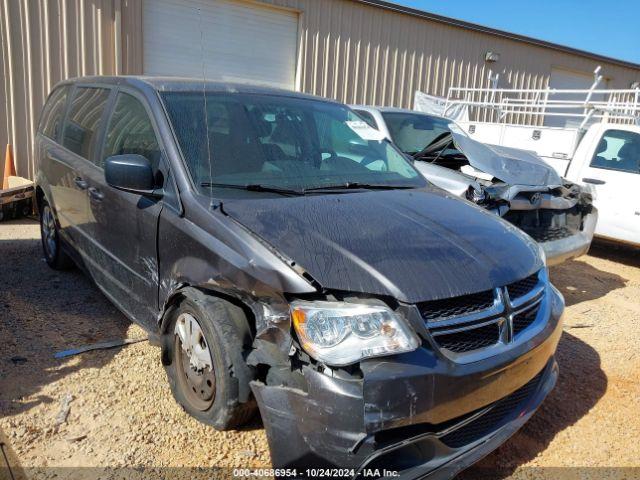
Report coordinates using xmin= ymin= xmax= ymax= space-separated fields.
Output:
xmin=444 ymin=67 xmax=640 ymax=130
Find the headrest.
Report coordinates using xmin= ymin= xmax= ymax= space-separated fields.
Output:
xmin=595 ymin=138 xmax=609 ymax=155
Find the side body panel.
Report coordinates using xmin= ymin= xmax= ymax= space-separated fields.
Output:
xmin=81 ymin=87 xmax=166 ymax=329
xmin=566 ymin=124 xmax=640 ymax=245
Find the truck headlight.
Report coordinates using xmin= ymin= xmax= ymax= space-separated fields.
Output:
xmin=291 ymin=300 xmax=420 ymax=366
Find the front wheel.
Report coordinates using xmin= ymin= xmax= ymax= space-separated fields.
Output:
xmin=163 ymin=290 xmax=257 ymax=429
xmin=40 ymin=200 xmax=73 ymax=270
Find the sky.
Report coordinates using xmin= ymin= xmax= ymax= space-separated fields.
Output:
xmin=392 ymin=0 xmax=640 ymax=65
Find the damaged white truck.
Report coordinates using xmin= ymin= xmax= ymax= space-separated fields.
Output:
xmin=352 ymin=105 xmax=598 ymax=265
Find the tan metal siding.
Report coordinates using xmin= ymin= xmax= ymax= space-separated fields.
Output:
xmin=0 ymin=0 xmax=119 ymax=179
xmin=2 ymin=0 xmax=640 ymax=180
xmin=260 ymin=0 xmax=639 ymax=108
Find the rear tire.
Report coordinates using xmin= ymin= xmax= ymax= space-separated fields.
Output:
xmin=39 ymin=199 xmax=73 ymax=270
xmin=164 ymin=289 xmax=257 ymax=430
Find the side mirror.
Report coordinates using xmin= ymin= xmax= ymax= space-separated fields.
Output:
xmin=104 ymin=154 xmax=158 ymax=196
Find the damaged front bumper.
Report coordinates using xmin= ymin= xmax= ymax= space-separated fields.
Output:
xmin=484 ymin=183 xmax=598 ymax=266
xmin=538 ymin=208 xmax=598 ymax=266
xmin=251 ymin=286 xmax=564 ymax=478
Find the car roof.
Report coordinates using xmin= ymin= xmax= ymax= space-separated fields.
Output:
xmin=54 ymin=76 xmax=338 ymax=104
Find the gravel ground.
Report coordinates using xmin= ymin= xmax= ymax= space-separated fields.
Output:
xmin=1 ymin=219 xmax=639 ymax=478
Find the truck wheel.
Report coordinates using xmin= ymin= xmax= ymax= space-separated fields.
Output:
xmin=40 ymin=200 xmax=73 ymax=270
xmin=164 ymin=290 xmax=257 ymax=429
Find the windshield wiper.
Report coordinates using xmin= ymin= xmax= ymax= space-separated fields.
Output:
xmin=200 ymin=182 xmax=305 ymax=196
xmin=303 ymin=182 xmax=415 ymax=192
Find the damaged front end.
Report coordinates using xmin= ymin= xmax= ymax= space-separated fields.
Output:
xmin=461 ymin=178 xmax=597 ymax=267
xmin=475 ymin=181 xmax=597 ymax=266
xmin=416 ymin=129 xmax=597 ymax=266
xmin=246 ymin=275 xmax=564 ymax=477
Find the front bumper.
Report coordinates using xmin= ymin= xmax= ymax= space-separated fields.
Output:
xmin=541 ymin=208 xmax=598 ymax=266
xmin=251 ymin=286 xmax=564 ymax=477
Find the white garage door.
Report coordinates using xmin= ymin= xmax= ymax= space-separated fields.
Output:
xmin=143 ymin=0 xmax=298 ymax=89
xmin=545 ymin=68 xmax=607 ymax=127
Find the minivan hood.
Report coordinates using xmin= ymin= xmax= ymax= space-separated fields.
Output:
xmin=221 ymin=188 xmax=542 ymax=303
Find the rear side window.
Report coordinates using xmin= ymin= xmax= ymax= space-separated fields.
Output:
xmin=62 ymin=87 xmax=111 ymax=159
xmin=39 ymin=86 xmax=70 ymax=140
xmin=353 ymin=109 xmax=378 ymax=129
xmin=102 ymin=93 xmax=161 ymax=170
xmin=590 ymin=129 xmax=640 ymax=174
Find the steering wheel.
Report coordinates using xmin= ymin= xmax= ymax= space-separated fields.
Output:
xmin=310 ymin=148 xmax=338 ymax=168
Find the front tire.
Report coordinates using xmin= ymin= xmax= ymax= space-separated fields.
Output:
xmin=39 ymin=200 xmax=73 ymax=270
xmin=164 ymin=290 xmax=257 ymax=430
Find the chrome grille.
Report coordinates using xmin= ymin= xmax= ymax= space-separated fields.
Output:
xmin=422 ymin=270 xmax=546 ymax=359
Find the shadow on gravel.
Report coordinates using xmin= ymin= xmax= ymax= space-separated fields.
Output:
xmin=459 ymin=332 xmax=607 ymax=479
xmin=0 ymin=427 xmax=26 ymax=480
xmin=549 ymin=258 xmax=627 ymax=308
xmin=0 ymin=226 xmax=131 ymax=418
xmin=589 ymin=239 xmax=640 ymax=269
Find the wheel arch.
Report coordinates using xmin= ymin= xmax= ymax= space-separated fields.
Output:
xmin=159 ymin=284 xmax=258 ymax=364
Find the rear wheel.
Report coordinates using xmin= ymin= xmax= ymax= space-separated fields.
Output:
xmin=164 ymin=290 xmax=257 ymax=429
xmin=40 ymin=200 xmax=73 ymax=270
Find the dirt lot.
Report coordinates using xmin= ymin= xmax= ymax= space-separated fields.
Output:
xmin=1 ymin=218 xmax=639 ymax=478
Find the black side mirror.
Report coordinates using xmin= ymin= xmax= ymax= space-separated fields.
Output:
xmin=104 ymin=154 xmax=159 ymax=196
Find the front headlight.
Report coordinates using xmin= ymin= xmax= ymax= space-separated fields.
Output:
xmin=291 ymin=300 xmax=420 ymax=366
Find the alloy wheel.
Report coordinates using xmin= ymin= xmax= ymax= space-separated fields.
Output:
xmin=41 ymin=205 xmax=57 ymax=259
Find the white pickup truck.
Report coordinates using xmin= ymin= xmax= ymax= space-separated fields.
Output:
xmin=433 ymin=82 xmax=640 ymax=248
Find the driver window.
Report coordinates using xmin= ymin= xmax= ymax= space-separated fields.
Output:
xmin=102 ymin=93 xmax=161 ymax=172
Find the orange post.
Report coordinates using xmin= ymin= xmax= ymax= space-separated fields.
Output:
xmin=3 ymin=144 xmax=16 ymax=189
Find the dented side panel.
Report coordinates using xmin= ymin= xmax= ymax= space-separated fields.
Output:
xmin=156 ymin=193 xmax=316 ymax=341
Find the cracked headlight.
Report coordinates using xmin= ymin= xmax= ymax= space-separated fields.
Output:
xmin=291 ymin=300 xmax=420 ymax=366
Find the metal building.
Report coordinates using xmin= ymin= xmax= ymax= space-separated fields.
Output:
xmin=2 ymin=0 xmax=639 ymax=179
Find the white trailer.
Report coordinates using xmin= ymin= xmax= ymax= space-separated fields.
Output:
xmin=436 ymin=70 xmax=640 ymax=247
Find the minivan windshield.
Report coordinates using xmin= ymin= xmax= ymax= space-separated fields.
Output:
xmin=161 ymin=92 xmax=424 ymax=193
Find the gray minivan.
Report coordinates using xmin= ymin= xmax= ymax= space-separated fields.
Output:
xmin=35 ymin=76 xmax=564 ymax=477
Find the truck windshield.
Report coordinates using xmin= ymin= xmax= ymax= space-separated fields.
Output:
xmin=161 ymin=92 xmax=424 ymax=193
xmin=382 ymin=112 xmax=453 ymax=155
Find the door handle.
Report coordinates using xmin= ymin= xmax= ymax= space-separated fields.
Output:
xmin=88 ymin=187 xmax=104 ymax=201
xmin=582 ymin=177 xmax=606 ymax=185
xmin=74 ymin=177 xmax=88 ymax=189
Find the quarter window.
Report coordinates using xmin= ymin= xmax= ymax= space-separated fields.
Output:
xmin=62 ymin=87 xmax=111 ymax=160
xmin=353 ymin=110 xmax=378 ymax=129
xmin=590 ymin=130 xmax=640 ymax=174
xmin=102 ymin=93 xmax=161 ymax=170
xmin=39 ymin=86 xmax=70 ymax=140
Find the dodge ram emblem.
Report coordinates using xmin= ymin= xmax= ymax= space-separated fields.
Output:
xmin=530 ymin=192 xmax=542 ymax=206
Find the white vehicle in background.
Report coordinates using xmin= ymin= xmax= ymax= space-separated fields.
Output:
xmin=351 ymin=104 xmax=597 ymax=266
xmin=431 ymin=69 xmax=640 ymax=247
